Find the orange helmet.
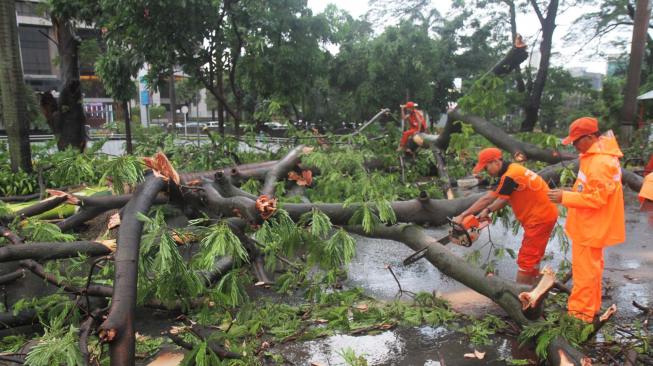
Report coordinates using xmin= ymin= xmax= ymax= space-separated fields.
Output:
xmin=405 ymin=101 xmax=417 ymax=109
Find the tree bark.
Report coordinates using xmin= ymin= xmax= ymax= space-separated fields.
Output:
xmin=98 ymin=176 xmax=166 ymax=366
xmin=619 ymin=0 xmax=652 ymax=145
xmin=0 ymin=0 xmax=33 ymax=172
xmin=168 ymin=69 xmax=177 ymax=125
xmin=261 ymin=145 xmax=307 ymax=197
xmin=123 ymin=100 xmax=133 ymax=154
xmin=503 ymin=0 xmax=526 ymax=93
xmin=418 ymin=110 xmax=576 ymax=164
xmin=0 ymin=241 xmax=114 ymax=263
xmin=52 ymin=16 xmax=87 ymax=151
xmin=521 ymin=0 xmax=559 ymax=132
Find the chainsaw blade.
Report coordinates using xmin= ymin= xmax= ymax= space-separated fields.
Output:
xmin=436 ymin=235 xmax=452 ymax=245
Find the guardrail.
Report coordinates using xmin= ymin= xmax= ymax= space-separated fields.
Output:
xmin=0 ymin=134 xmax=298 ymax=145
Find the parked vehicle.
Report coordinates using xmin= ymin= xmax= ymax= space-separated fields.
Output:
xmin=264 ymin=121 xmax=287 ymax=130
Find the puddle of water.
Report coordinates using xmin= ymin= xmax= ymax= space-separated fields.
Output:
xmin=277 ymin=326 xmax=532 ymax=366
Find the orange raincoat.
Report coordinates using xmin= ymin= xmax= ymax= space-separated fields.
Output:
xmin=639 ymin=173 xmax=653 ymax=204
xmin=561 ymin=132 xmax=625 ymax=322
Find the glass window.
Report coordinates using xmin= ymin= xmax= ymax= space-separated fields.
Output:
xmin=15 ymin=1 xmax=46 ymax=17
xmin=18 ymin=25 xmax=52 ymax=75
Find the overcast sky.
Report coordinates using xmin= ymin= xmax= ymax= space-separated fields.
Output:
xmin=307 ymin=0 xmax=630 ymax=74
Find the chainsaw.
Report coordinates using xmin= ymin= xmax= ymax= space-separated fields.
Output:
xmin=403 ymin=214 xmax=490 ymax=266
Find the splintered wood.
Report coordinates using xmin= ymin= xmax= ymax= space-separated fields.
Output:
xmin=519 ymin=267 xmax=556 ymax=310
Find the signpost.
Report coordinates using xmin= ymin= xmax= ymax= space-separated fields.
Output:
xmin=181 ymin=105 xmax=189 ymax=137
xmin=139 ymin=77 xmax=150 ymax=127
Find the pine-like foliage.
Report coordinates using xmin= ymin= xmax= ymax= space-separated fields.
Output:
xmin=24 ymin=315 xmax=83 ymax=366
xmin=196 ymin=223 xmax=249 ymax=269
xmin=137 ymin=210 xmax=204 ymax=305
xmin=20 ymin=218 xmax=76 ymax=242
xmin=99 ymin=155 xmax=144 ymax=194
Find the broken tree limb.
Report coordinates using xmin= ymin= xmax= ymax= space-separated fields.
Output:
xmin=283 ymin=192 xmax=483 ymax=227
xmin=202 ymin=181 xmax=259 ymax=223
xmin=536 ymin=159 xmax=644 ymax=192
xmin=0 ymin=309 xmax=38 ymax=330
xmin=0 ymin=269 xmax=25 ymax=285
xmin=79 ymin=307 xmax=106 ymax=366
xmin=447 ymin=110 xmax=577 ymax=164
xmin=519 ymin=267 xmax=556 ymax=310
xmin=347 ymin=224 xmax=590 ymax=365
xmin=57 ymin=206 xmax=107 ymax=231
xmin=429 ymin=145 xmax=454 ymax=199
xmin=8 ymin=195 xmax=68 ymax=219
xmin=98 ymin=175 xmax=166 ymax=366
xmin=19 ymin=259 xmax=113 ymax=297
xmin=0 ymin=240 xmax=115 ymax=263
xmin=187 ymin=323 xmax=241 ymax=359
xmin=260 ymin=145 xmax=309 ymax=197
xmin=213 ymin=171 xmax=257 ymax=200
xmin=348 ymin=224 xmax=530 ymax=324
xmin=179 ymin=160 xmax=279 ymax=184
xmin=350 ymin=108 xmax=391 ymax=136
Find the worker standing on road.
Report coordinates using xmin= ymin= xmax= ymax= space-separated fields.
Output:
xmin=454 ymin=147 xmax=558 ymax=285
xmin=397 ymin=101 xmax=427 ymax=153
xmin=547 ymin=117 xmax=625 ymax=323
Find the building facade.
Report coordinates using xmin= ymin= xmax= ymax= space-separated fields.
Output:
xmin=13 ymin=0 xmax=211 ymax=129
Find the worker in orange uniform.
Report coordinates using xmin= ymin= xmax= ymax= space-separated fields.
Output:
xmin=454 ymin=147 xmax=558 ymax=285
xmin=640 ymin=173 xmax=653 ymax=210
xmin=639 ymin=173 xmax=653 ymax=226
xmin=397 ymin=101 xmax=427 ymax=152
xmin=547 ymin=117 xmax=625 ymax=323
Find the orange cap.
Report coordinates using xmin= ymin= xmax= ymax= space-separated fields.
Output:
xmin=405 ymin=101 xmax=417 ymax=109
xmin=473 ymin=147 xmax=502 ymax=174
xmin=562 ymin=117 xmax=599 ymax=145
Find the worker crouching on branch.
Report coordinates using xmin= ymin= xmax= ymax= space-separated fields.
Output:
xmin=454 ymin=147 xmax=558 ymax=285
xmin=547 ymin=117 xmax=625 ymax=323
xmin=397 ymin=101 xmax=426 ymax=153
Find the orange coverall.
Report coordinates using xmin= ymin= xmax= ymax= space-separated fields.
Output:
xmin=399 ymin=109 xmax=427 ymax=147
xmin=490 ymin=163 xmax=558 ymax=276
xmin=561 ymin=133 xmax=625 ymax=322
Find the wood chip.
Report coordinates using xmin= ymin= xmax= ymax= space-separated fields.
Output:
xmin=463 ymin=350 xmax=485 ymax=360
xmin=108 ymin=213 xmax=121 ymax=230
xmin=354 ymin=303 xmax=369 ymax=312
xmin=98 ymin=239 xmax=117 ymax=252
xmin=146 ymin=352 xmax=185 ymax=366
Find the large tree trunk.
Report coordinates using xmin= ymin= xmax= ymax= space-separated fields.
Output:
xmin=51 ymin=17 xmax=87 ymax=151
xmin=0 ymin=0 xmax=33 ymax=172
xmin=521 ymin=0 xmax=558 ymax=132
xmin=619 ymin=0 xmax=652 ymax=145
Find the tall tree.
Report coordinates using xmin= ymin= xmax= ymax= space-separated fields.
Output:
xmin=96 ymin=45 xmax=142 ymax=155
xmin=619 ymin=0 xmax=652 ymax=144
xmin=38 ymin=1 xmax=98 ymax=151
xmin=0 ymin=0 xmax=33 ymax=172
xmin=520 ymin=0 xmax=559 ymax=132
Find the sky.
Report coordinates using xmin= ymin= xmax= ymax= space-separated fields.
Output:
xmin=307 ymin=0 xmax=630 ymax=75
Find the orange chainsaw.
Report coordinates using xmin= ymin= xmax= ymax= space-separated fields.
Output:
xmin=403 ymin=214 xmax=490 ymax=266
